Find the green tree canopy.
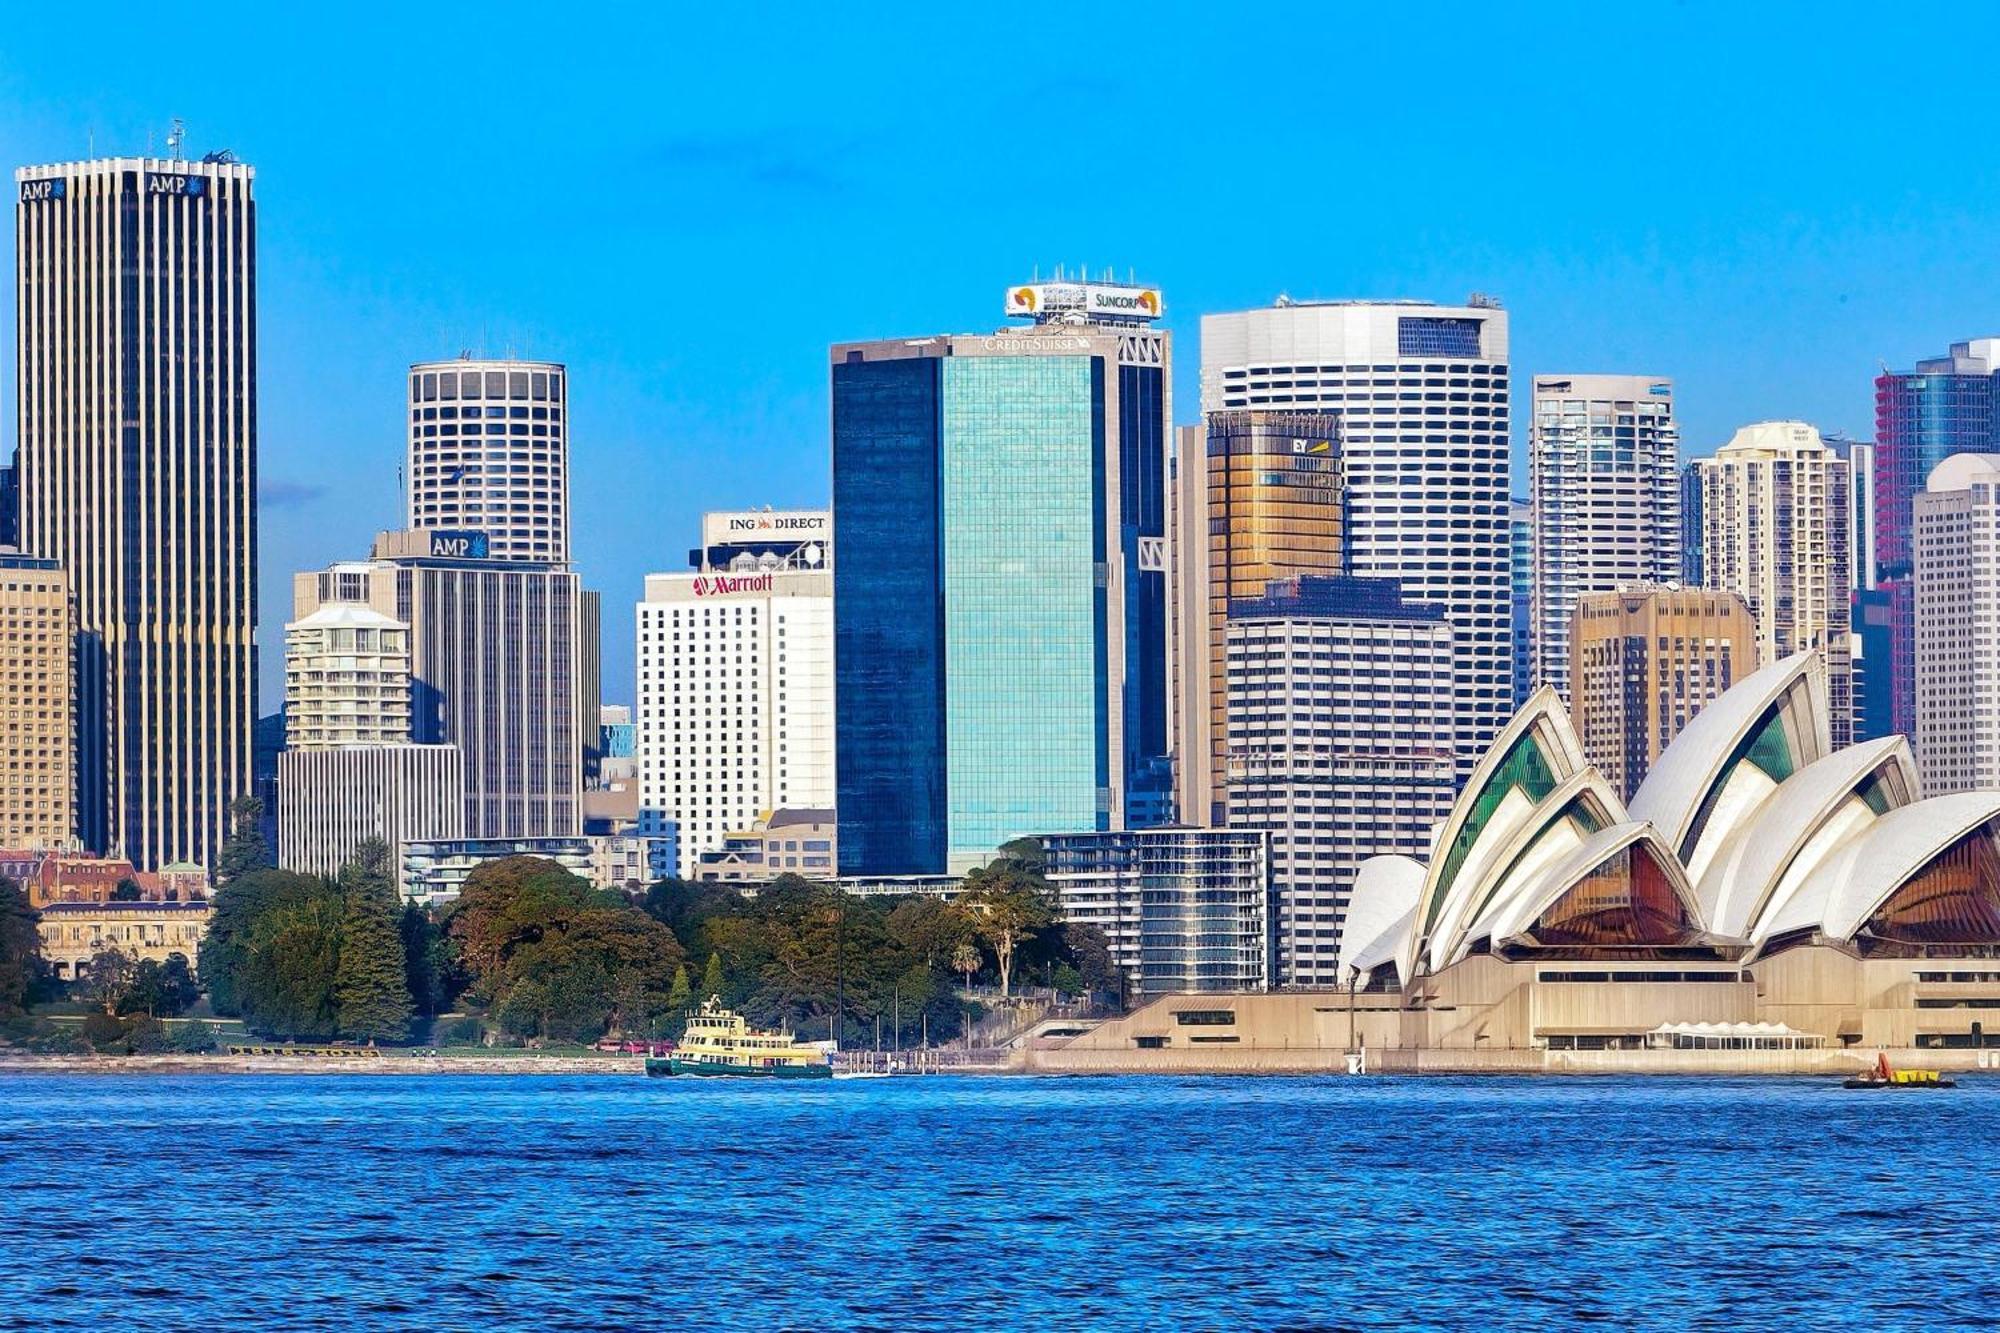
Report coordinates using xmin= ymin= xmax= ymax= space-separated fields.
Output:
xmin=239 ymin=894 xmax=345 ymax=1040
xmin=0 ymin=877 xmax=43 ymax=1018
xmin=199 ymin=867 xmax=326 ymax=1018
xmin=213 ymin=794 xmax=271 ymax=886
xmin=446 ymin=857 xmax=684 ymax=1043
xmin=333 ymin=842 xmax=414 ymax=1043
xmin=119 ymin=954 xmax=199 ymax=1018
xmin=955 ymin=864 xmax=1055 ymax=1000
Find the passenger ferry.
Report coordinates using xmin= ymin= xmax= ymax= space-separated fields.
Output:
xmin=646 ymin=996 xmax=832 ymax=1079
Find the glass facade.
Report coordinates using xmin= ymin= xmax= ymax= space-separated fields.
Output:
xmin=942 ymin=356 xmax=1107 ymax=863
xmin=831 ymin=357 xmax=946 ymax=874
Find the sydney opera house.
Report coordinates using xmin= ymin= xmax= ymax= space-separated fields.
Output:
xmin=1039 ymin=652 xmax=2000 ymax=1072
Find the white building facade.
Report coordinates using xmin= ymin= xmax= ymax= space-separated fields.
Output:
xmin=637 ymin=513 xmax=835 ymax=878
xmin=1914 ymin=453 xmax=2000 ymax=794
xmin=278 ymin=744 xmax=466 ymax=879
xmin=1691 ymin=421 xmax=1854 ymax=747
xmin=284 ymin=604 xmax=413 ymax=748
xmin=1529 ymin=374 xmax=1680 ymax=702
xmin=1200 ymin=299 xmax=1511 ymax=778
xmin=408 ymin=359 xmax=568 ymax=563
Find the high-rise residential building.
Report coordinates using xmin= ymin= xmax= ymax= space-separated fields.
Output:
xmin=1913 ymin=453 xmax=2000 ymax=793
xmin=1569 ymin=585 xmax=1757 ymax=800
xmin=1691 ymin=422 xmax=1854 ymax=746
xmin=1509 ymin=501 xmax=1534 ymax=706
xmin=1043 ymin=827 xmax=1272 ymax=996
xmin=15 ymin=155 xmax=258 ymax=869
xmin=278 ymin=574 xmax=463 ymax=879
xmin=1875 ymin=339 xmax=2000 ymax=738
xmin=1168 ymin=410 xmax=1343 ymax=827
xmin=833 ymin=278 xmax=1170 ymax=875
xmin=1224 ymin=576 xmax=1457 ymax=988
xmin=0 ymin=553 xmax=74 ymax=849
xmin=1528 ymin=375 xmax=1680 ymax=702
xmin=1200 ymin=297 xmax=1511 ymax=780
xmin=283 ymin=605 xmax=412 ymax=748
xmin=636 ymin=510 xmax=834 ymax=877
xmin=294 ymin=530 xmax=583 ymax=841
xmin=408 ymin=359 xmax=568 ymax=563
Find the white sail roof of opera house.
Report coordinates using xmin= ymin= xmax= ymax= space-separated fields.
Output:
xmin=1694 ymin=736 xmax=1920 ymax=940
xmin=1346 ymin=651 xmax=2000 ymax=984
xmin=1627 ymin=652 xmax=1830 ymax=887
xmin=1336 ymin=855 xmax=1424 ymax=986
xmin=1748 ymin=790 xmax=2000 ymax=950
xmin=1397 ymin=686 xmax=1594 ymax=983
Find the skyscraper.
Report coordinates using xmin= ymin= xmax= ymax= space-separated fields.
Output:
xmin=1875 ymin=339 xmax=2000 ymax=737
xmin=1170 ymin=410 xmax=1343 ymax=826
xmin=0 ymin=553 xmax=74 ymax=849
xmin=1569 ymin=585 xmax=1756 ymax=800
xmin=408 ymin=359 xmax=568 ymax=563
xmin=1224 ymin=575 xmax=1457 ymax=988
xmin=1913 ymin=453 xmax=2000 ymax=793
xmin=294 ymin=531 xmax=583 ymax=841
xmin=832 ymin=279 xmax=1170 ymax=875
xmin=637 ymin=510 xmax=834 ymax=876
xmin=1200 ymin=298 xmax=1511 ymax=779
xmin=1691 ymin=422 xmax=1853 ymax=746
xmin=1528 ymin=375 xmax=1680 ymax=702
xmin=15 ymin=155 xmax=258 ymax=869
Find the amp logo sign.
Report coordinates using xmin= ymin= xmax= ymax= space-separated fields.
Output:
xmin=18 ymin=179 xmax=65 ymax=203
xmin=429 ymin=530 xmax=489 ymax=559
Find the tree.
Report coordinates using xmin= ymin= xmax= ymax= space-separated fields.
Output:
xmin=401 ymin=903 xmax=445 ymax=1017
xmin=0 ymin=877 xmax=41 ymax=1019
xmin=1063 ymin=922 xmax=1123 ymax=1007
xmin=956 ymin=866 xmax=1055 ymax=1001
xmin=239 ymin=895 xmax=345 ymax=1040
xmin=444 ymin=857 xmax=684 ymax=1044
xmin=333 ymin=843 xmax=414 ymax=1043
xmin=951 ymin=941 xmax=981 ymax=992
xmin=701 ymin=951 xmax=725 ymax=1001
xmin=214 ymin=795 xmax=271 ymax=886
xmin=995 ymin=837 xmax=1047 ymax=874
xmin=120 ymin=954 xmax=199 ymax=1018
xmin=110 ymin=877 xmax=144 ymax=902
xmin=199 ymin=867 xmax=325 ymax=1017
xmin=78 ymin=949 xmax=136 ymax=1015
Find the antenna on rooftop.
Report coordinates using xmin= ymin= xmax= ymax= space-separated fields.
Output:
xmin=167 ymin=117 xmax=186 ymax=161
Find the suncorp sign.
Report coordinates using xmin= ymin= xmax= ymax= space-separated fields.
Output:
xmin=1005 ymin=282 xmax=1162 ymax=323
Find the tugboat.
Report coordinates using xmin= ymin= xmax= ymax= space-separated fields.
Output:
xmin=646 ymin=996 xmax=832 ymax=1079
xmin=1843 ymin=1051 xmax=1956 ymax=1090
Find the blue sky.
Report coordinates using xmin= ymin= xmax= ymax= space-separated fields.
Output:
xmin=3 ymin=6 xmax=1998 ymax=707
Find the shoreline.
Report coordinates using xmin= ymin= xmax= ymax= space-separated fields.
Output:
xmin=0 ymin=1053 xmax=653 ymax=1076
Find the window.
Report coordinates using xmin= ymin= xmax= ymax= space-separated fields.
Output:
xmin=1174 ymin=1009 xmax=1235 ymax=1026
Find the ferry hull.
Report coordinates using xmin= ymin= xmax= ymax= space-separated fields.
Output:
xmin=646 ymin=1056 xmax=831 ymax=1079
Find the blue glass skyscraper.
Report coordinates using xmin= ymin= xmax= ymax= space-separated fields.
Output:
xmin=832 ymin=280 xmax=1170 ymax=874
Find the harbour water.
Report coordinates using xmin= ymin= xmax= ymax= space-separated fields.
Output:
xmin=1 ymin=1072 xmax=1992 ymax=1330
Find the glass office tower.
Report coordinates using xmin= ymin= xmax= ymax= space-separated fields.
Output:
xmin=1874 ymin=339 xmax=2000 ymax=737
xmin=832 ymin=281 xmax=1170 ymax=875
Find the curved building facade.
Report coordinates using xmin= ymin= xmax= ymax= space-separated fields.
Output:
xmin=408 ymin=358 xmax=568 ymax=563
